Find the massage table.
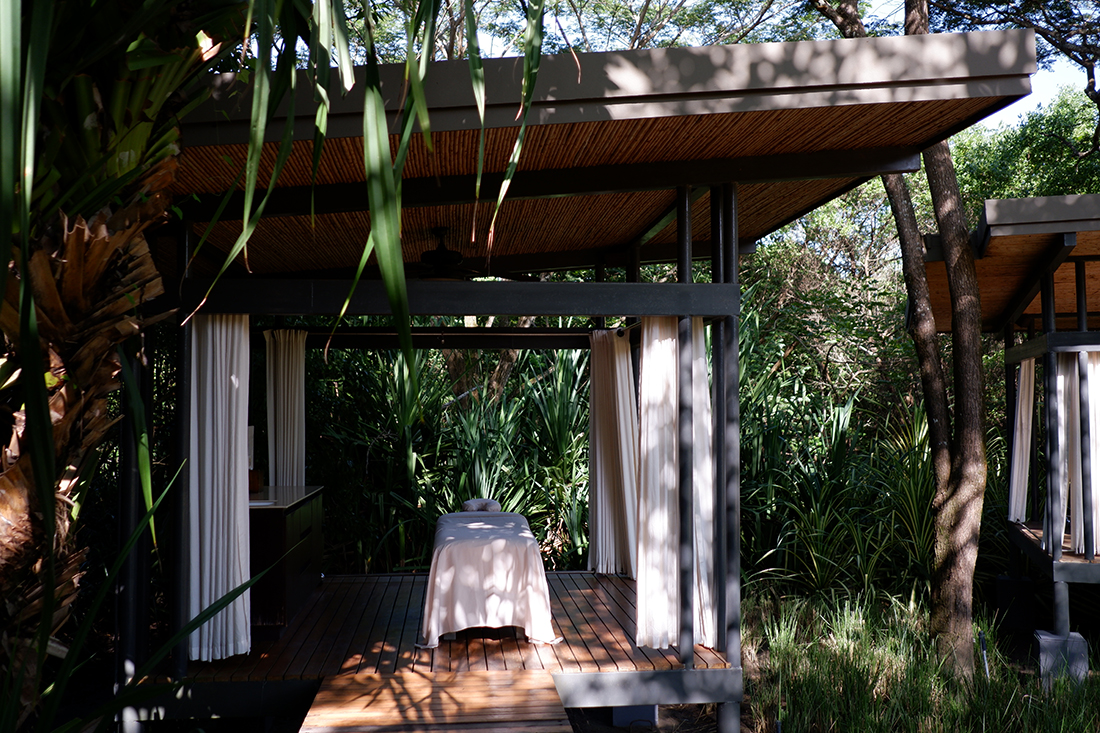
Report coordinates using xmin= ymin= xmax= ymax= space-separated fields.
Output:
xmin=419 ymin=511 xmax=561 ymax=648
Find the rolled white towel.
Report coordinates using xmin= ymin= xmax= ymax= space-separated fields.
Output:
xmin=461 ymin=498 xmax=502 ymax=512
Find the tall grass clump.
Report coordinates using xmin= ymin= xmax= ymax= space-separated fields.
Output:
xmin=744 ymin=594 xmax=1100 ymax=733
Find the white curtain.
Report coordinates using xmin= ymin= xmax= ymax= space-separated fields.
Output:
xmin=1061 ymin=353 xmax=1082 ymax=552
xmin=1052 ymin=353 xmax=1100 ymax=556
xmin=189 ymin=314 xmax=251 ymax=661
xmin=1066 ymin=352 xmax=1100 ymax=556
xmin=636 ymin=317 xmax=716 ymax=649
xmin=690 ymin=318 xmax=716 ymax=647
xmin=1087 ymin=353 xmax=1100 ymax=556
xmin=589 ymin=330 xmax=638 ymax=577
xmin=265 ymin=329 xmax=307 ymax=486
xmin=1007 ymin=358 xmax=1034 ymax=523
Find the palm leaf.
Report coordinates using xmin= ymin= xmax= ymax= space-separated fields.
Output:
xmin=485 ymin=0 xmax=546 ymax=256
xmin=361 ymin=15 xmax=416 ymax=390
xmin=119 ymin=352 xmax=157 ymax=547
xmin=465 ymin=0 xmax=488 ymax=241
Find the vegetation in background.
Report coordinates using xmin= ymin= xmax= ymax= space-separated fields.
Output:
xmin=743 ymin=594 xmax=1100 ymax=733
xmin=954 ymin=87 xmax=1100 ymax=224
xmin=296 ymin=330 xmax=591 ymax=574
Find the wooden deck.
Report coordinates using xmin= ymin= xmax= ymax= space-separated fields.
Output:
xmin=300 ymin=670 xmax=571 ymax=733
xmin=182 ymin=571 xmax=728 ymax=683
xmin=1009 ymin=521 xmax=1100 ymax=584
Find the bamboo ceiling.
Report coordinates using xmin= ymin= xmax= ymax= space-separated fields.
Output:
xmin=166 ymin=30 xmax=1036 ymax=282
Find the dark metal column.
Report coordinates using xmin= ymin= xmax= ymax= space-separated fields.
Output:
xmin=1041 ymin=272 xmax=1063 ymax=561
xmin=1076 ymin=261 xmax=1094 ymax=561
xmin=717 ymin=183 xmax=742 ymax=733
xmin=172 ymin=225 xmax=195 ymax=678
xmin=594 ymin=264 xmax=606 ymax=330
xmin=1041 ymin=271 xmax=1070 ymax=637
xmin=628 ymin=250 xmax=641 ymax=400
xmin=711 ymin=188 xmax=727 ymax=652
xmin=117 ymin=342 xmax=152 ymax=732
xmin=1005 ymin=326 xmax=1022 ymax=574
xmin=676 ymin=185 xmax=695 ymax=669
xmin=1030 ymin=321 xmax=1041 ymax=520
xmin=1054 ymin=582 xmax=1071 ymax=637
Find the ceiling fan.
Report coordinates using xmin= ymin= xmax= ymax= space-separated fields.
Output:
xmin=417 ymin=227 xmax=481 ymax=280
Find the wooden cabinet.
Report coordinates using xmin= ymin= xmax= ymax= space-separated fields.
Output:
xmin=249 ymin=486 xmax=323 ymax=640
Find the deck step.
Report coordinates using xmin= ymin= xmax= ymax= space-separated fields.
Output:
xmin=300 ymin=670 xmax=572 ymax=733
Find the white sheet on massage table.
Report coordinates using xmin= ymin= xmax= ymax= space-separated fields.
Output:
xmin=419 ymin=511 xmax=561 ymax=648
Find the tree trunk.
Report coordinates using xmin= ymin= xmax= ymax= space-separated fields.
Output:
xmin=811 ymin=0 xmax=988 ymax=677
xmin=924 ymin=139 xmax=987 ymax=675
xmin=881 ymin=173 xmax=952 ymax=491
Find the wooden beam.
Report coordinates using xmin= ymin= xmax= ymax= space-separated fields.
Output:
xmin=182 ymin=148 xmax=920 ymax=222
xmin=623 ymin=186 xmax=709 ymax=254
xmin=1005 ymin=332 xmax=1100 ymax=365
xmin=183 ymin=279 xmax=741 ymax=317
xmin=997 ymin=233 xmax=1077 ymax=332
xmin=301 ymin=327 xmax=593 ymax=350
xmin=1006 ymin=524 xmax=1100 ymax=584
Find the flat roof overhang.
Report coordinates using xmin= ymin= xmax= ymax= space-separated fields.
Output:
xmin=167 ymin=29 xmax=1036 ymax=283
xmin=924 ymin=193 xmax=1100 ymax=333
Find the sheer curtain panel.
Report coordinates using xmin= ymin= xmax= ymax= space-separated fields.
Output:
xmin=1088 ymin=354 xmax=1100 ymax=555
xmin=1054 ymin=353 xmax=1100 ymax=556
xmin=189 ymin=314 xmax=252 ymax=661
xmin=636 ymin=317 xmax=716 ymax=649
xmin=588 ymin=330 xmax=638 ymax=577
xmin=1008 ymin=358 xmax=1034 ymax=523
xmin=265 ymin=329 xmax=307 ymax=486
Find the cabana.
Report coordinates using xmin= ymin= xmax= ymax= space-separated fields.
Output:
xmin=925 ymin=193 xmax=1100 ymax=681
xmin=130 ymin=29 xmax=1035 ymax=730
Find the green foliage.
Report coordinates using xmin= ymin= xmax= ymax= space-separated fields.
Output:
xmin=953 ymin=87 xmax=1100 ymax=223
xmin=744 ymin=593 xmax=1100 ymax=732
xmin=304 ymin=345 xmax=590 ymax=573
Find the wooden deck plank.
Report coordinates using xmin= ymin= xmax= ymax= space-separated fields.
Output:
xmin=298 ymin=577 xmax=358 ymax=678
xmin=290 ymin=576 xmax=357 ymax=678
xmin=249 ymin=581 xmax=341 ymax=680
xmin=555 ymin=574 xmax=634 ymax=672
xmin=577 ymin=574 xmax=665 ymax=670
xmin=351 ymin=575 xmax=399 ymax=675
xmin=374 ymin=575 xmax=416 ymax=675
xmin=548 ymin=574 xmax=615 ymax=672
xmin=394 ymin=575 xmax=428 ymax=673
xmin=578 ymin=573 xmax=669 ymax=671
xmin=314 ymin=572 xmax=382 ymax=673
xmin=604 ymin=574 xmax=680 ymax=669
xmin=430 ymin=634 xmax=453 ymax=674
xmin=559 ymin=573 xmax=642 ymax=672
xmin=468 ymin=632 xmax=490 ymax=672
xmin=499 ymin=628 xmax=527 ymax=671
xmin=177 ymin=572 xmax=723 ymax=684
xmin=356 ymin=575 xmax=405 ymax=675
xmin=541 ymin=578 xmax=582 ymax=673
xmin=301 ymin=670 xmax=569 ymax=733
xmin=482 ymin=632 xmax=508 ymax=672
xmin=308 ymin=574 xmax=380 ymax=677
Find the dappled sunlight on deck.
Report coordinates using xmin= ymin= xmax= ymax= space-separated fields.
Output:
xmin=177 ymin=572 xmax=727 ymax=683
